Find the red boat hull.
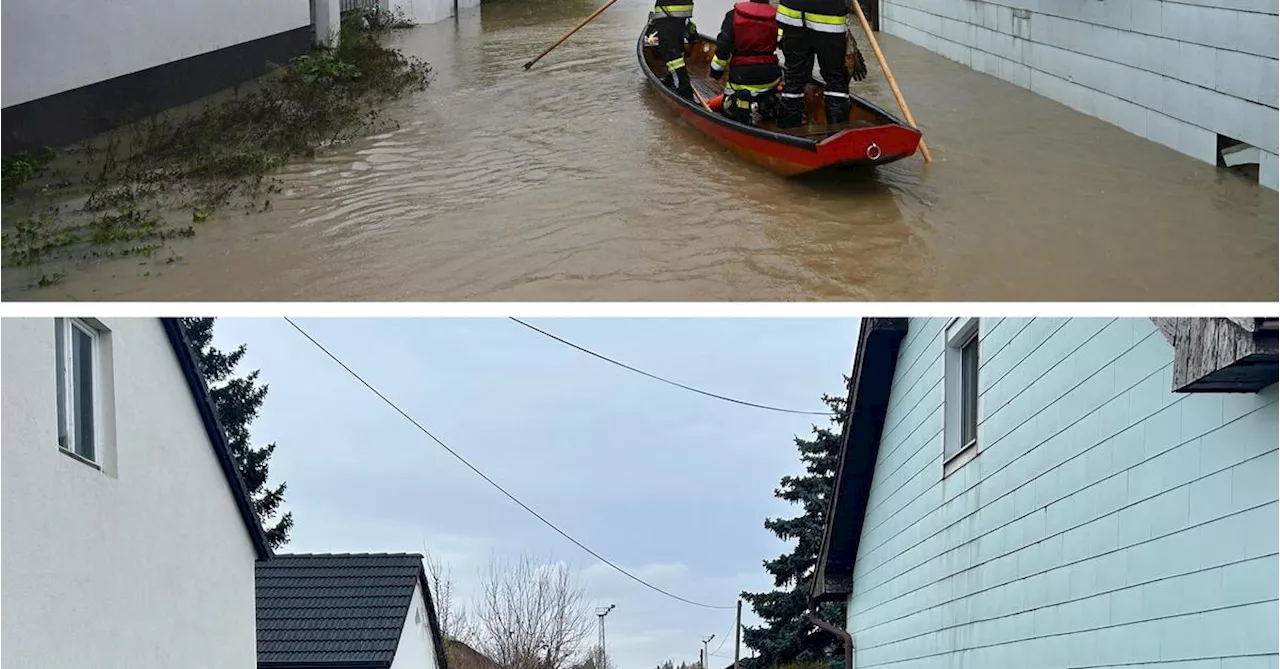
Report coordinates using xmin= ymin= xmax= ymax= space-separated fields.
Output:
xmin=640 ymin=31 xmax=922 ymax=176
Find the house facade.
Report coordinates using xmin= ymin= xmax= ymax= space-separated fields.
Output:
xmin=256 ymin=553 xmax=451 ymax=669
xmin=0 ymin=0 xmax=314 ymax=154
xmin=872 ymin=0 xmax=1279 ymax=190
xmin=1 ymin=0 xmax=483 ymax=155
xmin=813 ymin=317 xmax=1278 ymax=668
xmin=1 ymin=317 xmax=272 ymax=668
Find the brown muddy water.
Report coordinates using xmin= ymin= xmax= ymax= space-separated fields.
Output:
xmin=4 ymin=0 xmax=1276 ymax=301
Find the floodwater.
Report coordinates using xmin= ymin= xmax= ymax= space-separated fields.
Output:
xmin=4 ymin=0 xmax=1276 ymax=301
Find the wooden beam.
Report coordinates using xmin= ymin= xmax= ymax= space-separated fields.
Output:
xmin=1157 ymin=318 xmax=1279 ymax=393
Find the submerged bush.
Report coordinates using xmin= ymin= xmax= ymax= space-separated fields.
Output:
xmin=1 ymin=11 xmax=431 ymax=276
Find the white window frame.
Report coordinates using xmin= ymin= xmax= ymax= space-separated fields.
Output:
xmin=55 ymin=317 xmax=102 ymax=467
xmin=943 ymin=317 xmax=980 ymax=477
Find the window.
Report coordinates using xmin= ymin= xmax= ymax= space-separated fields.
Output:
xmin=56 ymin=318 xmax=100 ymax=464
xmin=960 ymin=333 xmax=978 ymax=450
xmin=944 ymin=318 xmax=980 ymax=472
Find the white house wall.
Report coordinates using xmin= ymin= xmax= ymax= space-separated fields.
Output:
xmin=390 ymin=581 xmax=444 ymax=669
xmin=1 ymin=318 xmax=258 ymax=669
xmin=0 ymin=0 xmax=311 ymax=107
xmin=846 ymin=318 xmax=1278 ymax=668
xmin=876 ymin=0 xmax=1280 ymax=190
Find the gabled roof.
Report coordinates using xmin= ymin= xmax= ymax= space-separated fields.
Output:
xmin=256 ymin=553 xmax=451 ymax=669
xmin=160 ymin=318 xmax=272 ymax=559
xmin=810 ymin=318 xmax=908 ymax=603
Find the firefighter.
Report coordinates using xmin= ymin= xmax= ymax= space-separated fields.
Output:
xmin=647 ymin=1 xmax=698 ymax=100
xmin=707 ymin=0 xmax=781 ymax=126
xmin=776 ymin=0 xmax=869 ymax=127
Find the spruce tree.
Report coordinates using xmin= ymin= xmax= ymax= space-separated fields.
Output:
xmin=180 ymin=317 xmax=293 ymax=549
xmin=740 ymin=390 xmax=848 ymax=669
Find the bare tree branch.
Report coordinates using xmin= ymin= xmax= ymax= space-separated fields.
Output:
xmin=425 ymin=549 xmax=476 ymax=644
xmin=474 ymin=553 xmax=595 ymax=669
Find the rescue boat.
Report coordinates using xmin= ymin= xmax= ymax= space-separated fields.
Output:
xmin=638 ymin=26 xmax=922 ymax=176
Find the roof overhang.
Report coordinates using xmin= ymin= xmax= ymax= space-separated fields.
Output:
xmin=161 ymin=318 xmax=272 ymax=559
xmin=259 ymin=662 xmax=388 ymax=669
xmin=810 ymin=318 xmax=908 ymax=604
xmin=1151 ymin=317 xmax=1278 ymax=393
xmin=416 ymin=562 xmax=453 ymax=669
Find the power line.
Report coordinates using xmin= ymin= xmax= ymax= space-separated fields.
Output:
xmin=509 ymin=318 xmax=832 ymax=417
xmin=284 ymin=317 xmax=735 ymax=611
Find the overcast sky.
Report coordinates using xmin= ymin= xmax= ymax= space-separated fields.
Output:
xmin=214 ymin=318 xmax=860 ymax=669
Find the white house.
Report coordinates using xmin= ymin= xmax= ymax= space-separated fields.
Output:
xmin=1 ymin=0 xmax=482 ymax=155
xmin=865 ymin=0 xmax=1279 ymax=190
xmin=1 ymin=317 xmax=273 ymax=668
xmin=256 ymin=553 xmax=451 ymax=669
xmin=812 ymin=317 xmax=1278 ymax=668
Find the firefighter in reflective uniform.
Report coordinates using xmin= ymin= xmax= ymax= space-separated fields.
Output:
xmin=775 ymin=0 xmax=868 ymax=127
xmin=707 ymin=0 xmax=781 ymax=126
xmin=647 ymin=1 xmax=698 ymax=100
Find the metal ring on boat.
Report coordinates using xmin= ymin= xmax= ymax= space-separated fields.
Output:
xmin=866 ymin=142 xmax=882 ymax=161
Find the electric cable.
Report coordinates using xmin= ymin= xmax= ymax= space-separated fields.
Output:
xmin=509 ymin=318 xmax=832 ymax=417
xmin=284 ymin=317 xmax=736 ymax=611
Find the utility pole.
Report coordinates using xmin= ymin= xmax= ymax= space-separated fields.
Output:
xmin=702 ymin=635 xmax=716 ymax=669
xmin=733 ymin=600 xmax=742 ymax=669
xmin=596 ymin=605 xmax=615 ymax=669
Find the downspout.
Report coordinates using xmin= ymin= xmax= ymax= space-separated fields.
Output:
xmin=808 ymin=609 xmax=853 ymax=669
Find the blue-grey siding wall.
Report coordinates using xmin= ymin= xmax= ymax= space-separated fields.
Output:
xmin=846 ymin=318 xmax=1278 ymax=669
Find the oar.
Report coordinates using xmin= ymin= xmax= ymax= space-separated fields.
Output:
xmin=691 ymin=86 xmax=714 ymax=113
xmin=523 ymin=0 xmax=621 ymax=70
xmin=847 ymin=2 xmax=932 ymax=162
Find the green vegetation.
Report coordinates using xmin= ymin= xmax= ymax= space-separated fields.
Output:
xmin=1 ymin=8 xmax=429 ymax=281
xmin=181 ymin=317 xmax=293 ymax=549
xmin=739 ymin=392 xmax=849 ymax=669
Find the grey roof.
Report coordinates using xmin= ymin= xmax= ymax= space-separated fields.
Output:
xmin=256 ymin=553 xmax=450 ymax=669
xmin=160 ymin=319 xmax=271 ymax=559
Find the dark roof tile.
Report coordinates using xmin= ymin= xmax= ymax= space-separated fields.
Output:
xmin=256 ymin=553 xmax=443 ymax=668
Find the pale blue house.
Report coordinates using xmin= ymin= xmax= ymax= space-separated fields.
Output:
xmin=812 ymin=318 xmax=1278 ymax=669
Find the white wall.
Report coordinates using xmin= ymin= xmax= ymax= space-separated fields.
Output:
xmin=389 ymin=0 xmax=481 ymax=26
xmin=1 ymin=0 xmax=312 ymax=107
xmin=876 ymin=0 xmax=1280 ymax=190
xmin=1 ymin=318 xmax=259 ymax=669
xmin=391 ymin=581 xmax=444 ymax=669
xmin=846 ymin=318 xmax=1278 ymax=668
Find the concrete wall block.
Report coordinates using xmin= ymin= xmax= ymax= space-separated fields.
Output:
xmin=1188 ymin=467 xmax=1235 ymax=525
xmin=1158 ymin=610 xmax=1208 ymax=660
xmin=1146 ymin=484 xmax=1191 ymax=537
xmin=1160 ymin=75 xmax=1210 ymax=129
xmin=1261 ymin=150 xmax=1278 ymax=190
xmin=1146 ymin=104 xmax=1186 ymax=151
xmin=1125 ymin=66 xmax=1166 ymax=110
xmin=1213 ymin=48 xmax=1272 ymax=106
xmin=1239 ymin=97 xmax=1280 ymax=154
xmin=1117 ymin=498 xmax=1154 ymax=546
xmin=1235 ymin=10 xmax=1280 ymax=58
xmin=1261 ymin=56 xmax=1279 ymax=112
xmin=1160 ymin=439 xmax=1203 ymax=491
xmin=1143 ymin=403 xmax=1184 ymax=460
xmin=1201 ymin=601 xmax=1280 ymax=657
xmin=1231 ymin=449 xmax=1279 ymax=510
xmin=1110 ymin=583 xmax=1146 ymax=625
xmin=1173 ymin=39 xmax=1219 ymax=89
xmin=1131 ymin=0 xmax=1163 ymax=36
xmin=1197 ymin=510 xmax=1249 ymax=566
xmin=1221 ymin=556 xmax=1279 ymax=608
xmin=1177 ymin=115 xmax=1219 ymax=162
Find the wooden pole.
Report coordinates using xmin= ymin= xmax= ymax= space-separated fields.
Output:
xmin=523 ymin=0 xmax=620 ymax=70
xmin=733 ymin=600 xmax=742 ymax=669
xmin=848 ymin=1 xmax=932 ymax=162
xmin=691 ymin=86 xmax=714 ymax=113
